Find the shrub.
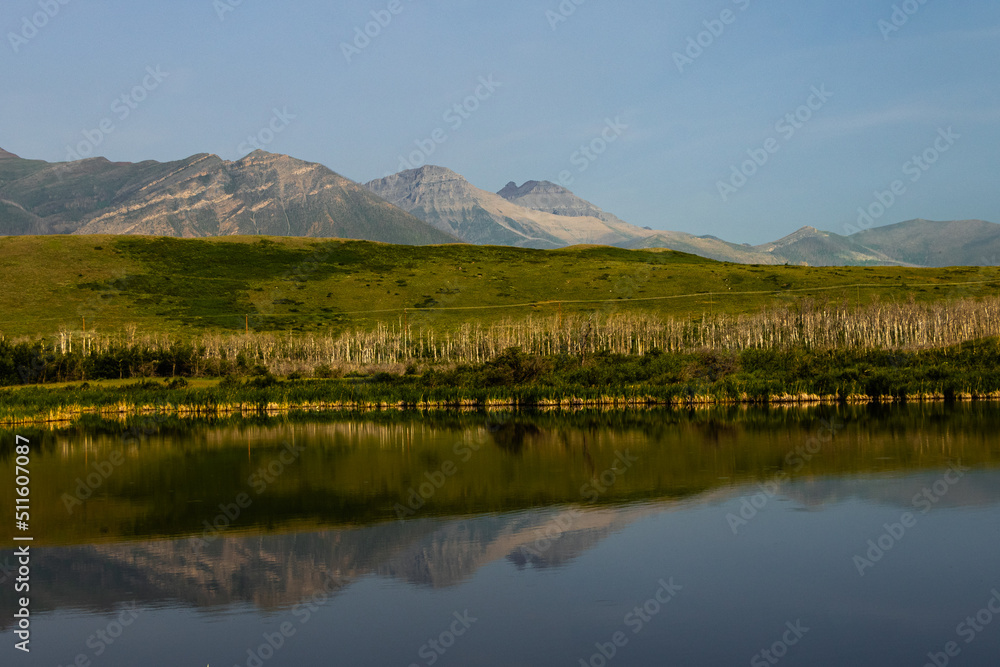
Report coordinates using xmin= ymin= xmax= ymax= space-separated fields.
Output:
xmin=314 ymin=364 xmax=342 ymax=379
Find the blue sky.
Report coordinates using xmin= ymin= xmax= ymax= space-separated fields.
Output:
xmin=2 ymin=0 xmax=998 ymax=243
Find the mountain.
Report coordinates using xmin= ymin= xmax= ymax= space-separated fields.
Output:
xmin=846 ymin=219 xmax=1000 ymax=267
xmin=365 ymin=167 xmax=653 ymax=248
xmin=497 ymin=179 xmax=631 ymax=226
xmin=624 ymin=223 xmax=998 ymax=267
xmin=0 ymin=149 xmax=455 ymax=244
xmin=622 ymin=231 xmax=784 ymax=264
xmin=749 ymin=226 xmax=913 ymax=266
xmin=493 ymin=178 xmax=999 ymax=266
xmin=3 ymin=147 xmax=996 ymax=266
xmin=370 ymin=168 xmax=993 ymax=266
xmin=731 ymin=220 xmax=1000 ymax=267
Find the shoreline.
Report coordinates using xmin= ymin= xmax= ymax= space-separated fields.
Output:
xmin=3 ymin=390 xmax=996 ymax=427
xmin=4 ymin=340 xmax=1000 ymax=426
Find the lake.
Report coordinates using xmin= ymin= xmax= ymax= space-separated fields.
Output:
xmin=2 ymin=404 xmax=1000 ymax=666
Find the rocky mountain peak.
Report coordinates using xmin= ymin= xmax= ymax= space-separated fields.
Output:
xmin=497 ymin=180 xmax=570 ymax=200
xmin=498 ymin=178 xmax=628 ymax=227
xmin=401 ymin=165 xmax=464 ymax=181
xmin=365 ymin=166 xmax=480 ymax=211
xmin=235 ymin=150 xmax=306 ymax=169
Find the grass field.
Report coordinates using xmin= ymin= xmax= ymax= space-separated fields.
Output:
xmin=2 ymin=235 xmax=1000 ymax=339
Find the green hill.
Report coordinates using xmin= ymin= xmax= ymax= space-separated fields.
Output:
xmin=1 ymin=235 xmax=998 ymax=339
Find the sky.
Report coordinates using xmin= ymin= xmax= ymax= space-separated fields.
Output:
xmin=2 ymin=0 xmax=999 ymax=244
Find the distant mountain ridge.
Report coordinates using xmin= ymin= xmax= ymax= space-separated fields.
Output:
xmin=1 ymin=147 xmax=996 ymax=266
xmin=370 ymin=167 xmax=1000 ymax=266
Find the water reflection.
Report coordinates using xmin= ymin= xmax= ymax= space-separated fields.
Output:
xmin=2 ymin=404 xmax=1000 ymax=666
xmin=4 ymin=404 xmax=999 ymax=548
xmin=4 ymin=470 xmax=999 ymax=626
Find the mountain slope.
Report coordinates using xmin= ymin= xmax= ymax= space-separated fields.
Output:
xmin=751 ymin=226 xmax=913 ymax=267
xmin=366 ymin=167 xmax=653 ymax=248
xmin=739 ymin=221 xmax=1000 ymax=267
xmin=0 ymin=149 xmax=455 ymax=244
xmin=621 ymin=231 xmax=779 ymax=264
xmin=497 ymin=179 xmax=630 ymax=226
xmin=848 ymin=219 xmax=1000 ymax=267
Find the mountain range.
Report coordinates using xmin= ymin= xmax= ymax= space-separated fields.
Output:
xmin=1 ymin=147 xmax=997 ymax=267
xmin=366 ymin=165 xmax=1000 ymax=266
xmin=0 ymin=148 xmax=452 ymax=244
xmin=365 ymin=165 xmax=648 ymax=248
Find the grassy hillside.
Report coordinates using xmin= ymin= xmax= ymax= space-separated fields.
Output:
xmin=2 ymin=234 xmax=1000 ymax=338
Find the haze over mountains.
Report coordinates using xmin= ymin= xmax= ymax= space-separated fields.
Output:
xmin=1 ymin=147 xmax=997 ymax=267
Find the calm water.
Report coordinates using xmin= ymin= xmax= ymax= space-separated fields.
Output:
xmin=2 ymin=405 xmax=1000 ymax=666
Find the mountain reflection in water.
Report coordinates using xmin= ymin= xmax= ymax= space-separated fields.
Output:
xmin=2 ymin=404 xmax=1000 ymax=666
